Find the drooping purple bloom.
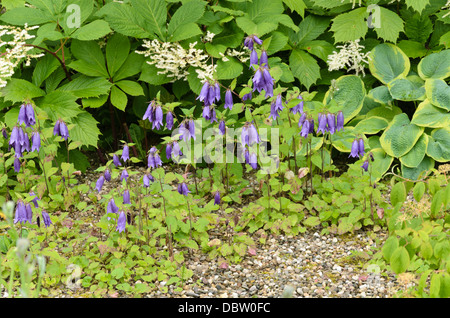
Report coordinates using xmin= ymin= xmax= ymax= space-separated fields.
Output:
xmin=25 ymin=103 xmax=36 ymax=127
xmin=248 ymin=123 xmax=260 ymax=146
xmin=95 ymin=175 xmax=105 ymax=192
xmin=1 ymin=128 xmax=7 ymax=139
xmin=316 ymin=113 xmax=327 ymax=135
xmin=214 ymin=82 xmax=221 ymax=103
xmin=219 ymin=120 xmax=226 ymax=135
xmin=166 ymin=143 xmax=172 ymax=160
xmin=121 ymin=168 xmax=129 ymax=182
xmin=298 ymin=112 xmax=307 ymax=128
xmin=202 ymin=105 xmax=211 ymax=121
xmin=153 ymin=105 xmax=164 ymax=130
xmin=269 ymin=94 xmax=284 ymax=120
xmin=31 ymin=131 xmax=40 ymax=152
xmin=113 ymin=154 xmax=122 ymax=167
xmin=178 ymin=182 xmax=191 ymax=196
xmin=172 ymin=141 xmax=181 ymax=159
xmin=14 ymin=157 xmax=20 ymax=173
xmin=250 ymin=49 xmax=258 ymax=67
xmin=148 ymin=147 xmax=162 ymax=169
xmin=197 ymin=81 xmax=210 ymax=105
xmin=242 ymin=91 xmax=252 ymax=101
xmin=143 ymin=101 xmax=154 ymax=121
xmin=253 ymin=67 xmax=274 ymax=97
xmin=249 ymin=152 xmax=258 ymax=169
xmin=309 ymin=119 xmax=315 ymax=134
xmin=14 ymin=201 xmax=27 ymax=224
xmin=143 ymin=174 xmax=153 ymax=187
xmin=209 ymin=107 xmax=217 ymax=123
xmin=121 ymin=145 xmax=130 ymax=162
xmin=244 ymin=149 xmax=250 ymax=164
xmin=9 ymin=126 xmax=19 ymax=148
xmin=18 ymin=104 xmax=27 ymax=126
xmin=300 ymin=119 xmax=310 ymax=138
xmin=123 ymin=189 xmax=131 ymax=204
xmin=30 ymin=191 xmax=40 ymax=208
xmin=53 ymin=119 xmax=69 ymax=140
xmin=224 ymin=89 xmax=233 ymax=110
xmin=358 ymin=138 xmax=365 ymax=156
xmin=42 ymin=210 xmax=52 ymax=228
xmin=361 ymin=160 xmax=369 ymax=172
xmin=336 ymin=111 xmax=344 ymax=132
xmin=327 ymin=113 xmax=336 ymax=135
xmin=260 ymin=50 xmax=268 ymax=66
xmin=188 ymin=119 xmax=196 ymax=140
xmin=166 ymin=111 xmax=174 ymax=130
xmin=214 ymin=191 xmax=220 ymax=205
xmin=244 ymin=35 xmax=263 ymax=50
xmin=116 ymin=211 xmax=126 ymax=233
xmin=25 ymin=203 xmax=32 ymax=224
xmin=349 ymin=139 xmax=360 ymax=158
xmin=107 ymin=198 xmax=119 ymax=218
xmin=291 ymin=97 xmax=304 ymax=114
xmin=104 ymin=169 xmax=111 ymax=182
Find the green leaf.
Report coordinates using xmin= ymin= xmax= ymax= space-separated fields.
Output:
xmin=247 ymin=0 xmax=284 ymax=23
xmin=289 ymin=49 xmax=321 ymax=90
xmin=440 ymin=31 xmax=450 ymax=49
xmin=374 ymin=7 xmax=404 ymax=43
xmin=71 ymin=20 xmax=112 ymax=41
xmin=390 ymin=246 xmax=410 ymax=274
xmin=323 ymin=75 xmax=366 ymax=124
xmin=32 ymin=54 xmax=61 ymax=88
xmin=401 ymin=155 xmax=434 ymax=181
xmin=106 ymin=33 xmax=130 ymax=78
xmin=411 ymin=100 xmax=450 ymax=129
xmin=397 ymin=40 xmax=428 ymax=59
xmin=0 ymin=7 xmax=53 ymax=25
xmin=382 ymin=236 xmax=399 ymax=262
xmin=70 ymin=111 xmax=101 ymax=148
xmin=418 ymin=50 xmax=450 ymax=80
xmin=370 ymin=147 xmax=394 ymax=182
xmin=354 ymin=116 xmax=389 ymax=135
xmin=330 ymin=7 xmax=368 ymax=43
xmin=110 ymin=85 xmax=128 ymax=111
xmin=368 ymin=43 xmax=410 ymax=84
xmin=390 ymin=182 xmax=406 ymax=207
xmin=413 ymin=182 xmax=426 ymax=202
xmin=387 ymin=75 xmax=426 ymax=101
xmin=404 ymin=13 xmax=432 ymax=43
xmin=113 ymin=52 xmax=145 ymax=82
xmin=115 ymin=80 xmax=144 ymax=96
xmin=57 ymin=76 xmax=112 ymax=98
xmin=139 ymin=63 xmax=171 ymax=85
xmin=216 ymin=57 xmax=243 ymax=80
xmin=430 ymin=273 xmax=441 ymax=298
xmin=70 ymin=40 xmax=108 ymax=78
xmin=95 ymin=2 xmax=150 ymax=38
xmin=426 ymin=128 xmax=450 ymax=162
xmin=380 ymin=113 xmax=424 ymax=158
xmin=282 ymin=0 xmax=306 ymax=17
xmin=399 ymin=133 xmax=428 ymax=168
xmin=38 ymin=91 xmax=81 ymax=121
xmin=168 ymin=0 xmax=205 ymax=41
xmin=299 ymin=40 xmax=335 ymax=62
xmin=0 ymin=79 xmax=45 ymax=103
xmin=425 ymin=78 xmax=450 ymax=111
xmin=130 ymin=0 xmax=167 ymax=40
xmin=303 ymin=216 xmax=320 ymax=227
xmin=405 ymin=0 xmax=430 ymax=14
xmin=290 ymin=15 xmax=330 ymax=47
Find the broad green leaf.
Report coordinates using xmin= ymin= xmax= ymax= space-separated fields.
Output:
xmin=33 ymin=22 xmax=64 ymax=45
xmin=405 ymin=0 xmax=430 ymax=14
xmin=38 ymin=91 xmax=81 ymax=121
xmin=70 ymin=111 xmax=101 ymax=148
xmin=71 ymin=20 xmax=112 ymax=41
xmin=289 ymin=49 xmax=321 ymax=90
xmin=265 ymin=32 xmax=289 ymax=55
xmin=323 ymin=75 xmax=366 ymax=124
xmin=397 ymin=40 xmax=428 ymax=59
xmin=354 ymin=116 xmax=388 ymax=135
xmin=70 ymin=40 xmax=108 ymax=78
xmin=32 ymin=54 xmax=60 ymax=88
xmin=425 ymin=78 xmax=450 ymax=111
xmin=413 ymin=182 xmax=426 ymax=202
xmin=440 ymin=31 xmax=450 ymax=49
xmin=330 ymin=7 xmax=368 ymax=43
xmin=375 ymin=7 xmax=404 ymax=43
xmin=60 ymin=0 xmax=94 ymax=33
xmin=82 ymin=95 xmax=108 ymax=109
xmin=411 ymin=100 xmax=450 ymax=128
xmin=329 ymin=126 xmax=356 ymax=153
xmin=430 ymin=274 xmax=441 ymax=298
xmin=113 ymin=52 xmax=145 ymax=82
xmin=399 ymin=133 xmax=428 ymax=168
xmin=390 ymin=246 xmax=410 ymax=274
xmin=370 ymin=147 xmax=394 ymax=181
xmin=289 ymin=15 xmax=330 ymax=47
xmin=368 ymin=43 xmax=410 ymax=84
xmin=167 ymin=0 xmax=205 ymax=40
xmin=404 ymin=13 xmax=432 ymax=44
xmin=171 ymin=23 xmax=203 ymax=42
xmin=247 ymin=0 xmax=284 ymax=24
xmin=216 ymin=57 xmax=243 ymax=80
xmin=426 ymin=127 xmax=450 ymax=162
xmin=139 ymin=63 xmax=172 ymax=85
xmin=96 ymin=2 xmax=150 ymax=38
xmin=110 ymin=85 xmax=128 ymax=111
xmin=0 ymin=7 xmax=53 ymax=25
xmin=57 ymin=75 xmax=112 ymax=98
xmin=366 ymin=105 xmax=402 ymax=121
xmin=382 ymin=236 xmax=399 ymax=262
xmin=390 ymin=181 xmax=406 ymax=207
xmin=418 ymin=49 xmax=450 ymax=80
xmin=368 ymin=85 xmax=393 ymax=104
xmin=401 ymin=155 xmax=434 ymax=180
xmin=131 ymin=0 xmax=167 ymax=40
xmin=282 ymin=0 xmax=306 ymax=17
xmin=380 ymin=113 xmax=424 ymax=158
xmin=299 ymin=40 xmax=335 ymax=62
xmin=106 ymin=33 xmax=130 ymax=78
xmin=387 ymin=75 xmax=426 ymax=101
xmin=303 ymin=216 xmax=320 ymax=227
xmin=115 ymin=80 xmax=144 ymax=96
xmin=0 ymin=79 xmax=45 ymax=103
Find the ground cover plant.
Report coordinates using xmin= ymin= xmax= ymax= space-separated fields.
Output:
xmin=0 ymin=0 xmax=449 ymax=298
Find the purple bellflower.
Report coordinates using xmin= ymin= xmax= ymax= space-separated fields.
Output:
xmin=361 ymin=160 xmax=369 ymax=172
xmin=113 ymin=154 xmax=122 ymax=167
xmin=31 ymin=131 xmax=40 ymax=152
xmin=244 ymin=35 xmax=263 ymax=51
xmin=123 ymin=189 xmax=131 ymax=204
xmin=358 ymin=138 xmax=365 ymax=156
xmin=300 ymin=119 xmax=311 ymax=138
xmin=14 ymin=157 xmax=21 ymax=173
xmin=25 ymin=203 xmax=32 ymax=224
xmin=219 ymin=120 xmax=226 ymax=135
xmin=178 ymin=182 xmax=191 ymax=196
xmin=350 ymin=139 xmax=360 ymax=158
xmin=327 ymin=113 xmax=336 ymax=135
xmin=148 ymin=147 xmax=162 ymax=168
xmin=143 ymin=101 xmax=154 ymax=121
xmin=53 ymin=119 xmax=69 ymax=140
xmin=14 ymin=201 xmax=27 ymax=224
xmin=166 ymin=143 xmax=172 ymax=160
xmin=104 ymin=169 xmax=111 ymax=182
xmin=316 ymin=113 xmax=327 ymax=135
xmin=95 ymin=175 xmax=105 ymax=192
xmin=336 ymin=111 xmax=344 ymax=132
xmin=269 ymin=94 xmax=284 ymax=120
xmin=166 ymin=111 xmax=174 ymax=130
xmin=153 ymin=105 xmax=164 ymax=130
xmin=250 ymin=49 xmax=258 ymax=67
xmin=42 ymin=211 xmax=52 ymax=227
xmin=121 ymin=145 xmax=130 ymax=162
xmin=107 ymin=198 xmax=119 ymax=219
xmin=30 ymin=191 xmax=40 ymax=208
xmin=249 ymin=152 xmax=258 ymax=169
xmin=291 ymin=96 xmax=304 ymax=114
xmin=224 ymin=89 xmax=233 ymax=110
xmin=259 ymin=50 xmax=268 ymax=66
xmin=121 ymin=168 xmax=129 ymax=182
xmin=214 ymin=191 xmax=220 ymax=205
xmin=116 ymin=211 xmax=126 ymax=233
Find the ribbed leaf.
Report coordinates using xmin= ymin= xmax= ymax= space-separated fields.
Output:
xmin=106 ymin=33 xmax=130 ymax=78
xmin=131 ymin=0 xmax=167 ymax=40
xmin=330 ymin=8 xmax=368 ymax=43
xmin=289 ymin=49 xmax=321 ymax=90
xmin=57 ymin=75 xmax=112 ymax=98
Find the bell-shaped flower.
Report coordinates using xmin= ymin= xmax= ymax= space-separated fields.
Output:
xmin=290 ymin=96 xmax=304 ymax=114
xmin=107 ymin=199 xmax=119 ymax=218
xmin=177 ymin=182 xmax=191 ymax=196
xmin=95 ymin=175 xmax=105 ymax=192
xmin=14 ymin=157 xmax=21 ymax=173
xmin=249 ymin=152 xmax=258 ymax=169
xmin=327 ymin=113 xmax=336 ymax=135
xmin=219 ymin=120 xmax=226 ymax=135
xmin=25 ymin=103 xmax=36 ymax=127
xmin=25 ymin=203 xmax=33 ymax=224
xmin=214 ymin=191 xmax=221 ymax=205
xmin=166 ymin=143 xmax=172 ymax=160
xmin=104 ymin=169 xmax=111 ymax=182
xmin=361 ymin=160 xmax=369 ymax=172
xmin=300 ymin=119 xmax=310 ymax=138
xmin=166 ymin=111 xmax=174 ymax=130
xmin=224 ymin=89 xmax=233 ymax=110
xmin=349 ymin=139 xmax=360 ymax=158
xmin=113 ymin=154 xmax=122 ymax=167
xmin=336 ymin=111 xmax=344 ymax=132
xmin=259 ymin=50 xmax=268 ymax=66
xmin=250 ymin=49 xmax=258 ymax=67
xmin=116 ymin=211 xmax=126 ymax=233
xmin=31 ymin=131 xmax=40 ymax=152
xmin=42 ymin=211 xmax=52 ymax=228
xmin=123 ymin=189 xmax=131 ymax=204
xmin=316 ymin=113 xmax=327 ymax=135
xmin=121 ymin=144 xmax=130 ymax=162
xmin=30 ymin=191 xmax=40 ymax=208
xmin=152 ymin=105 xmax=164 ymax=130
xmin=143 ymin=101 xmax=154 ymax=121
xmin=121 ymin=168 xmax=129 ymax=182
xmin=14 ymin=201 xmax=27 ymax=224
xmin=358 ymin=138 xmax=365 ymax=156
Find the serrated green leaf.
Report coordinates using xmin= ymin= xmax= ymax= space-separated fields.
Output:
xmin=131 ymin=0 xmax=167 ymax=40
xmin=110 ymin=85 xmax=128 ymax=111
xmin=57 ymin=76 xmax=112 ymax=98
xmin=113 ymin=52 xmax=145 ymax=82
xmin=32 ymin=54 xmax=61 ymax=88
xmin=70 ymin=40 xmax=108 ymax=77
xmin=330 ymin=7 xmax=368 ymax=43
xmin=289 ymin=49 xmax=321 ymax=90
xmin=70 ymin=111 xmax=100 ymax=148
xmin=290 ymin=15 xmax=330 ymax=47
xmin=38 ymin=91 xmax=81 ymax=121
xmin=115 ymin=80 xmax=144 ymax=96
xmin=0 ymin=7 xmax=53 ymax=25
xmin=216 ymin=57 xmax=243 ymax=80
xmin=374 ymin=7 xmax=404 ymax=43
xmin=0 ymin=79 xmax=45 ymax=103
xmin=390 ymin=246 xmax=409 ymax=274
xmin=171 ymin=23 xmax=203 ymax=42
xmin=405 ymin=0 xmax=430 ymax=14
xmin=168 ymin=0 xmax=205 ymax=40
xmin=106 ymin=33 xmax=130 ymax=78
xmin=282 ymin=0 xmax=306 ymax=17
xmin=71 ymin=20 xmax=112 ymax=41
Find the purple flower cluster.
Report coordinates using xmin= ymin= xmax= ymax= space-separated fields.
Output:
xmin=178 ymin=119 xmax=196 ymax=141
xmin=350 ymin=138 xmax=365 ymax=158
xmin=198 ymin=81 xmax=221 ymax=107
xmin=147 ymin=146 xmax=162 ymax=169
xmin=316 ymin=111 xmax=344 ymax=135
xmin=53 ymin=119 xmax=69 ymax=140
xmin=143 ymin=101 xmax=175 ymax=131
xmin=269 ymin=94 xmax=284 ymax=121
xmin=252 ymin=66 xmax=274 ymax=98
